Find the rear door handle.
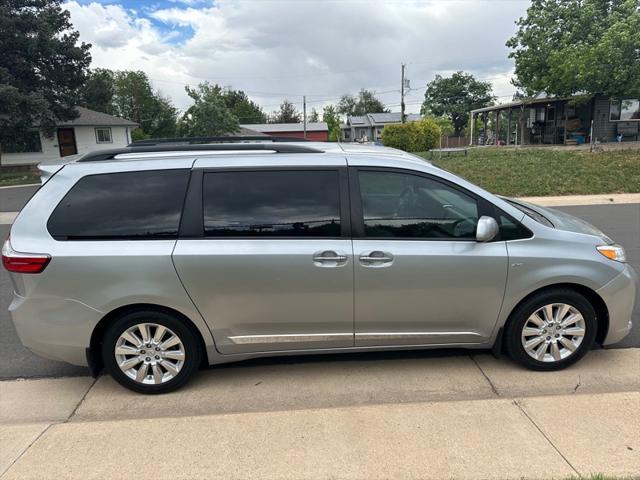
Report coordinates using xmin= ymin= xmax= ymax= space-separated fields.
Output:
xmin=359 ymin=251 xmax=394 ymax=266
xmin=313 ymin=250 xmax=348 ymax=267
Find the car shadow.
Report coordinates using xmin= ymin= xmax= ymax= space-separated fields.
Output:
xmin=203 ymin=347 xmax=492 ymax=371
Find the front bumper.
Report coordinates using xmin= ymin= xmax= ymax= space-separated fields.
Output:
xmin=597 ymin=264 xmax=638 ymax=345
xmin=9 ymin=292 xmax=104 ymax=366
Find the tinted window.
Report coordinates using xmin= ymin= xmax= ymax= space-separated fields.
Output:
xmin=203 ymin=170 xmax=341 ymax=237
xmin=48 ymin=170 xmax=190 ymax=240
xmin=358 ymin=170 xmax=478 ymax=239
xmin=497 ymin=213 xmax=533 ymax=241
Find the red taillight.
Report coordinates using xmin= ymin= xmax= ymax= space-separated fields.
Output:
xmin=2 ymin=238 xmax=51 ymax=274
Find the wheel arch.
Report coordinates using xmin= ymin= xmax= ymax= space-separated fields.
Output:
xmin=498 ymin=282 xmax=609 ymax=352
xmin=87 ymin=303 xmax=209 ymax=377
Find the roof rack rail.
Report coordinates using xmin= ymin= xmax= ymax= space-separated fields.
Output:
xmin=129 ymin=135 xmax=308 ymax=146
xmin=76 ymin=143 xmax=323 ymax=162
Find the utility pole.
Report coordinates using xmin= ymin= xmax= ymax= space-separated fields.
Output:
xmin=303 ymin=95 xmax=307 ymax=139
xmin=401 ymin=63 xmax=406 ymax=123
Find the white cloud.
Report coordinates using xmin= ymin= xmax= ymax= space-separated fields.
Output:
xmin=64 ymin=0 xmax=529 ymax=114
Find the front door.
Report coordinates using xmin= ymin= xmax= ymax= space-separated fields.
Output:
xmin=173 ymin=167 xmax=354 ymax=354
xmin=57 ymin=128 xmax=77 ymax=157
xmin=351 ymin=168 xmax=508 ymax=346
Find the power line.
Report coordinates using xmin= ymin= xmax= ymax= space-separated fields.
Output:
xmin=148 ymin=63 xmax=515 ymax=101
xmin=151 ymin=67 xmax=519 ymax=114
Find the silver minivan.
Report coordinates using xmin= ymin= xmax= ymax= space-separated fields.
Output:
xmin=3 ymin=140 xmax=636 ymax=393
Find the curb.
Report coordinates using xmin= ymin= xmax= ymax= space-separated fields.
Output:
xmin=0 ymin=212 xmax=18 ymax=225
xmin=517 ymin=193 xmax=640 ymax=207
xmin=0 ymin=184 xmax=40 ymax=190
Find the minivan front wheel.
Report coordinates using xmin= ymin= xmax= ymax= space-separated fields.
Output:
xmin=102 ymin=310 xmax=201 ymax=393
xmin=504 ymin=289 xmax=597 ymax=371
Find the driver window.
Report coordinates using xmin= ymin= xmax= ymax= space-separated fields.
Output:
xmin=358 ymin=170 xmax=479 ymax=239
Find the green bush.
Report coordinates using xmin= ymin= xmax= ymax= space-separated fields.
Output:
xmin=414 ymin=118 xmax=441 ymax=151
xmin=380 ymin=123 xmax=416 ymax=151
xmin=130 ymin=128 xmax=150 ymax=142
xmin=381 ymin=119 xmax=441 ymax=152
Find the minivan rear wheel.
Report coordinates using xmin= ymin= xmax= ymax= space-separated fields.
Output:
xmin=102 ymin=310 xmax=201 ymax=394
xmin=504 ymin=289 xmax=597 ymax=371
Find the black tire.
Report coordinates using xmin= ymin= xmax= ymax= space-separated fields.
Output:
xmin=504 ymin=288 xmax=597 ymax=371
xmin=102 ymin=310 xmax=201 ymax=394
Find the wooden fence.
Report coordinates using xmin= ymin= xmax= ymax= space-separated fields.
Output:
xmin=439 ymin=136 xmax=470 ymax=148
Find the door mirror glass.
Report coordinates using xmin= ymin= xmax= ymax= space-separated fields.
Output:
xmin=476 ymin=216 xmax=499 ymax=242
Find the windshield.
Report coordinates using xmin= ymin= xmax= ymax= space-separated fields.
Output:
xmin=504 ymin=199 xmax=554 ymax=228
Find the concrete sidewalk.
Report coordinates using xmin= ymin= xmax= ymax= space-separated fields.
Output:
xmin=517 ymin=192 xmax=640 ymax=207
xmin=3 ymin=392 xmax=638 ymax=480
xmin=1 ymin=349 xmax=638 ymax=479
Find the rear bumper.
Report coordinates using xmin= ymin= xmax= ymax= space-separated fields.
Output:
xmin=597 ymin=265 xmax=638 ymax=345
xmin=9 ymin=292 xmax=104 ymax=366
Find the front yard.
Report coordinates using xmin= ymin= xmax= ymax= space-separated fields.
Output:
xmin=415 ymin=147 xmax=640 ymax=197
xmin=0 ymin=171 xmax=40 ymax=187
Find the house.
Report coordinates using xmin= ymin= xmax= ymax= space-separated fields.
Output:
xmin=0 ymin=107 xmax=139 ymax=167
xmin=469 ymin=94 xmax=640 ymax=146
xmin=240 ymin=122 xmax=329 ymax=141
xmin=235 ymin=126 xmax=270 ymax=137
xmin=342 ymin=112 xmax=422 ymax=142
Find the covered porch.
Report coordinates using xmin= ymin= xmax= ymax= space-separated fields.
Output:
xmin=469 ymin=96 xmax=594 ymax=146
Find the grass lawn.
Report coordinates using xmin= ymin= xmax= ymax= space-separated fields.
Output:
xmin=415 ymin=147 xmax=640 ymax=197
xmin=0 ymin=171 xmax=41 ymax=187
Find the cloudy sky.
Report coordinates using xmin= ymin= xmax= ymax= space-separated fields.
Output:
xmin=64 ymin=0 xmax=530 ymax=117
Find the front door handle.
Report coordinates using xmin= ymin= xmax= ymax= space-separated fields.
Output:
xmin=313 ymin=250 xmax=348 ymax=267
xmin=359 ymin=251 xmax=394 ymax=266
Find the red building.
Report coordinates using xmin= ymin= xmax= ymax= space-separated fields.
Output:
xmin=240 ymin=122 xmax=329 ymax=141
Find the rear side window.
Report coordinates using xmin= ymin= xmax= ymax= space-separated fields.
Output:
xmin=203 ymin=170 xmax=341 ymax=237
xmin=48 ymin=169 xmax=190 ymax=240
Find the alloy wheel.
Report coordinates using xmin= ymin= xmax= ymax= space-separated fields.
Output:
xmin=114 ymin=323 xmax=186 ymax=385
xmin=520 ymin=303 xmax=586 ymax=363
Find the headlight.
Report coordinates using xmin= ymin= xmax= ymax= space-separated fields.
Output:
xmin=596 ymin=244 xmax=626 ymax=263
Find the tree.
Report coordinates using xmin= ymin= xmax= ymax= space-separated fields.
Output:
xmin=507 ymin=0 xmax=640 ymax=98
xmin=221 ymin=88 xmax=266 ymax=124
xmin=0 ymin=0 xmax=91 ymax=137
xmin=111 ymin=71 xmax=178 ymax=138
xmin=322 ymin=105 xmax=342 ymax=141
xmin=177 ymin=82 xmax=239 ymax=137
xmin=308 ymin=108 xmax=320 ymax=123
xmin=337 ymin=95 xmax=357 ymax=117
xmin=421 ymin=72 xmax=494 ymax=136
xmin=269 ymin=99 xmax=301 ymax=123
xmin=80 ymin=69 xmax=115 ymax=114
xmin=424 ymin=115 xmax=454 ymax=137
xmin=338 ymin=89 xmax=388 ymax=116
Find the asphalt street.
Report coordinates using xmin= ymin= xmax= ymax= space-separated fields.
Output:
xmin=0 ymin=184 xmax=38 ymax=212
xmin=0 ymin=185 xmax=638 ymax=379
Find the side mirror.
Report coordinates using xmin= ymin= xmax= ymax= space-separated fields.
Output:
xmin=476 ymin=216 xmax=499 ymax=242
